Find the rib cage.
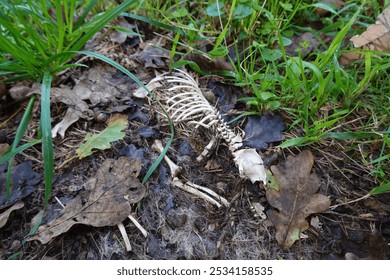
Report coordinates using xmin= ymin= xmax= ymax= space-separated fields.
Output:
xmin=149 ymin=69 xmax=242 ymax=151
xmin=142 ymin=69 xmax=267 ymax=184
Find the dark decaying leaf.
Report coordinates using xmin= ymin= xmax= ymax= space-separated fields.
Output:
xmin=130 ymin=39 xmax=168 ymax=68
xmin=207 ymin=80 xmax=239 ymax=114
xmin=28 ymin=157 xmax=146 ymax=244
xmin=0 ymin=161 xmax=41 ymax=210
xmin=119 ymin=144 xmax=150 ymax=174
xmin=266 ymin=150 xmax=331 ymax=248
xmin=243 ymin=112 xmax=285 ymax=150
xmin=184 ymin=53 xmax=234 ymax=72
xmin=284 ymin=32 xmax=320 ymax=57
xmin=138 ymin=126 xmax=160 ymax=138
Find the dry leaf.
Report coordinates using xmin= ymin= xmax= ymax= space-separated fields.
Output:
xmin=0 ymin=143 xmax=9 ymax=156
xmin=109 ymin=16 xmax=135 ymax=44
xmin=266 ymin=150 xmax=331 ymax=248
xmin=183 ymin=53 xmax=234 ymax=72
xmin=28 ymin=157 xmax=146 ymax=244
xmin=130 ymin=38 xmax=168 ymax=68
xmin=340 ymin=7 xmax=390 ymax=65
xmin=350 ymin=7 xmax=390 ymax=50
xmin=0 ymin=201 xmax=24 ymax=229
xmin=48 ymin=64 xmax=123 ymax=138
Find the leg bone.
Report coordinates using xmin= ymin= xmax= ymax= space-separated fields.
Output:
xmin=152 ymin=139 xmax=182 ymax=178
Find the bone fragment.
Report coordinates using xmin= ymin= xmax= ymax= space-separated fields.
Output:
xmin=117 ymin=222 xmax=132 ymax=251
xmin=128 ymin=214 xmax=148 ymax=238
xmin=152 ymin=139 xmax=182 ymax=178
xmin=172 ymin=177 xmax=225 ymax=208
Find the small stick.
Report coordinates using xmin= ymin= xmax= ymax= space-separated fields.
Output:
xmin=329 ymin=193 xmax=371 ymax=211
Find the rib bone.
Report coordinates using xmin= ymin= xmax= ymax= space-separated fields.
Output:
xmin=143 ymin=69 xmax=267 ymax=185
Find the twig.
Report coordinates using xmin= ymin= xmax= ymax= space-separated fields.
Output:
xmin=329 ymin=193 xmax=371 ymax=210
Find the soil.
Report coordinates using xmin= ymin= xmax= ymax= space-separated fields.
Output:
xmin=1 ymin=19 xmax=389 ymax=260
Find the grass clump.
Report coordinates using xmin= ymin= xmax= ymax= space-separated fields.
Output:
xmin=0 ymin=0 xmax=136 ymax=205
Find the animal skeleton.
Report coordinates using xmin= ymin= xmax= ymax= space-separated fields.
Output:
xmin=138 ymin=69 xmax=267 ymax=205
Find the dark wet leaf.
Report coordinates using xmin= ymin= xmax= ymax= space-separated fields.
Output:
xmin=128 ymin=107 xmax=150 ymax=124
xmin=184 ymin=53 xmax=234 ymax=72
xmin=266 ymin=150 xmax=331 ymax=248
xmin=243 ymin=112 xmax=285 ymax=150
xmin=119 ymin=144 xmax=149 ymax=174
xmin=0 ymin=161 xmax=41 ymax=210
xmin=178 ymin=139 xmax=196 ymax=156
xmin=138 ymin=126 xmax=160 ymax=138
xmin=207 ymin=80 xmax=239 ymax=114
xmin=28 ymin=157 xmax=146 ymax=244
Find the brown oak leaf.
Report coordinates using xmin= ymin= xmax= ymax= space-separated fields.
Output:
xmin=28 ymin=157 xmax=146 ymax=244
xmin=340 ymin=7 xmax=390 ymax=65
xmin=266 ymin=150 xmax=331 ymax=248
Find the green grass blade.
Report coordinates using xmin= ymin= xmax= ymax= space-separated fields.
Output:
xmin=73 ymin=0 xmax=98 ymax=30
xmin=370 ymin=182 xmax=390 ymax=195
xmin=4 ymin=95 xmax=37 ymax=200
xmin=0 ymin=140 xmax=42 ymax=165
xmin=68 ymin=0 xmax=135 ymax=52
xmin=40 ymin=72 xmax=54 ymax=205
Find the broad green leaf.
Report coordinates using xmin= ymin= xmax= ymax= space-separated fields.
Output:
xmin=233 ymin=4 xmax=253 ymax=19
xmin=262 ymin=48 xmax=283 ymax=61
xmin=170 ymin=7 xmax=189 ymax=18
xmin=206 ymin=2 xmax=225 ymax=17
xmin=76 ymin=115 xmax=128 ymax=159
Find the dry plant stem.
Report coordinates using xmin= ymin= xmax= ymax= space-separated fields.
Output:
xmin=128 ymin=213 xmax=148 ymax=238
xmin=117 ymin=222 xmax=132 ymax=251
xmin=329 ymin=193 xmax=372 ymax=210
